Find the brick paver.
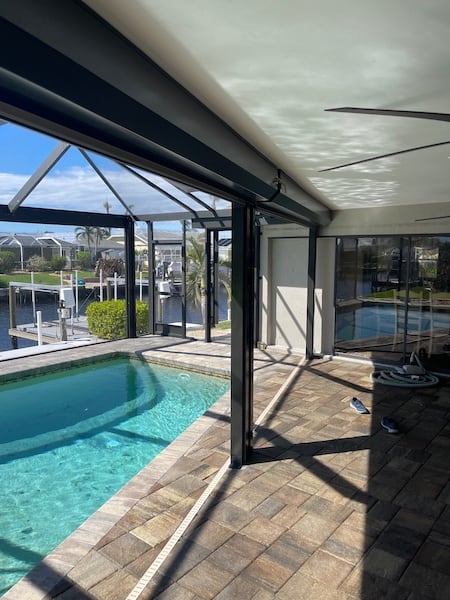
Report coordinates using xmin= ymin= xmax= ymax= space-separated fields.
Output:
xmin=2 ymin=337 xmax=450 ymax=599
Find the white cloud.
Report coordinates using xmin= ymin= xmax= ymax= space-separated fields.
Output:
xmin=0 ymin=165 xmax=222 ymax=216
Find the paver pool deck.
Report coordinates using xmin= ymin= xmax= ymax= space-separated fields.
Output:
xmin=1 ymin=335 xmax=450 ymax=599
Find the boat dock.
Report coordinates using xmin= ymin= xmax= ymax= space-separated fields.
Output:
xmin=8 ymin=315 xmax=95 ymax=346
xmin=7 ymin=281 xmax=97 ymax=348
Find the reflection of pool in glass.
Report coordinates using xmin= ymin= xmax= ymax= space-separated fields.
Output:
xmin=336 ymin=303 xmax=450 ymax=342
xmin=0 ymin=357 xmax=229 ymax=594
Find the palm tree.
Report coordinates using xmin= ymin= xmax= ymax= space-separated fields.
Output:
xmin=103 ymin=201 xmax=112 ymax=236
xmin=219 ymin=257 xmax=232 ymax=321
xmin=186 ymin=236 xmax=232 ymax=325
xmin=186 ymin=237 xmax=207 ymax=322
xmin=75 ymin=225 xmax=96 ymax=252
xmin=93 ymin=226 xmax=109 ymax=258
xmin=74 ymin=225 xmax=109 ymax=264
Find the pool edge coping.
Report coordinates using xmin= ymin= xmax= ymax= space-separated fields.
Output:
xmin=0 ymin=348 xmax=230 ymax=386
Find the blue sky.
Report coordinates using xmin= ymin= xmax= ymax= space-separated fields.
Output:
xmin=0 ymin=121 xmax=227 ymax=237
xmin=0 ymin=122 xmax=117 ymax=236
xmin=0 ymin=123 xmax=57 ymax=173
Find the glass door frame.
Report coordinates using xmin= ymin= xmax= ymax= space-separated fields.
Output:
xmin=334 ymin=234 xmax=450 ymax=365
xmin=151 ymin=230 xmax=186 ymax=338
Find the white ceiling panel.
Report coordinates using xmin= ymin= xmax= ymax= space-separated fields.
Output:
xmin=84 ymin=0 xmax=450 ymax=212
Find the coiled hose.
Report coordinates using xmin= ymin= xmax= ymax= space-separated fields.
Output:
xmin=372 ymin=351 xmax=439 ymax=388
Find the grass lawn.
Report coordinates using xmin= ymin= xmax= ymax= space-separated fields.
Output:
xmin=0 ymin=271 xmax=94 ymax=287
xmin=1 ymin=270 xmax=163 ymax=288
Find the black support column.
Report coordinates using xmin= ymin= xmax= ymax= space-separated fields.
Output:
xmin=147 ymin=221 xmax=155 ymax=334
xmin=230 ymin=204 xmax=255 ymax=468
xmin=181 ymin=220 xmax=187 ymax=339
xmin=254 ymin=222 xmax=262 ymax=346
xmin=306 ymin=226 xmax=318 ymax=359
xmin=124 ymin=217 xmax=136 ymax=338
xmin=205 ymin=231 xmax=212 ymax=343
xmin=213 ymin=230 xmax=219 ymax=325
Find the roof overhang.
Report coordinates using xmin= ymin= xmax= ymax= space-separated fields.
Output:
xmin=0 ymin=0 xmax=331 ymax=228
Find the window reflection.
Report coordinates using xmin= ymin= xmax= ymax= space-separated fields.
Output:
xmin=335 ymin=236 xmax=450 ymax=370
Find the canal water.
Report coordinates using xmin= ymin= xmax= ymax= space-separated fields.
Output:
xmin=0 ymin=289 xmax=228 ymax=351
xmin=0 ymin=294 xmax=63 ymax=351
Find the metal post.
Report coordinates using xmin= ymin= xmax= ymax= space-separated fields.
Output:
xmin=9 ymin=284 xmax=18 ymax=349
xmin=254 ymin=222 xmax=261 ymax=345
xmin=31 ymin=271 xmax=36 ymax=325
xmin=75 ymin=269 xmax=79 ymax=317
xmin=306 ymin=226 xmax=318 ymax=359
xmin=147 ymin=221 xmax=155 ymax=334
xmin=36 ymin=310 xmax=43 ymax=346
xmin=99 ymin=268 xmax=103 ymax=302
xmin=213 ymin=230 xmax=219 ymax=324
xmin=402 ymin=237 xmax=411 ymax=363
xmin=205 ymin=230 xmax=212 ymax=343
xmin=124 ymin=216 xmax=136 ymax=338
xmin=181 ymin=220 xmax=187 ymax=338
xmin=58 ymin=299 xmax=67 ymax=341
xmin=230 ymin=204 xmax=255 ymax=468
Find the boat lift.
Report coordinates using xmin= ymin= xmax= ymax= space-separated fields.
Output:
xmin=8 ymin=281 xmax=84 ymax=347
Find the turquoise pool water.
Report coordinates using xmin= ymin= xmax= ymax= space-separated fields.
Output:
xmin=0 ymin=357 xmax=229 ymax=594
xmin=336 ymin=303 xmax=450 ymax=342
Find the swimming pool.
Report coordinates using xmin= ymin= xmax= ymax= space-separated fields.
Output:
xmin=0 ymin=357 xmax=229 ymax=594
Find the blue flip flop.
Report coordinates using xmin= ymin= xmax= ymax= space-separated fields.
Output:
xmin=350 ymin=397 xmax=370 ymax=414
xmin=381 ymin=416 xmax=399 ymax=434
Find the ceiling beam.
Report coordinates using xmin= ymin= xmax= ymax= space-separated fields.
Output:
xmin=326 ymin=106 xmax=450 ymax=122
xmin=119 ymin=163 xmax=200 ymax=219
xmin=77 ymin=148 xmax=138 ymax=221
xmin=140 ymin=208 xmax=231 ymax=223
xmin=0 ymin=205 xmax=128 ymax=228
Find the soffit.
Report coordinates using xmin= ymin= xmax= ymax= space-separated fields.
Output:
xmin=83 ymin=0 xmax=450 ymax=213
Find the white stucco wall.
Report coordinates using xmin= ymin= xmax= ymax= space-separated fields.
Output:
xmin=314 ymin=238 xmax=336 ymax=355
xmin=260 ymin=224 xmax=309 ymax=353
xmin=259 ymin=224 xmax=336 ymax=355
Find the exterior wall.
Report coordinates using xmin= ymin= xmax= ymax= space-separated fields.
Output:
xmin=259 ymin=223 xmax=337 ymax=356
xmin=322 ymin=202 xmax=450 ymax=237
xmin=314 ymin=238 xmax=336 ymax=355
xmin=258 ymin=205 xmax=450 ymax=357
xmin=260 ymin=224 xmax=309 ymax=353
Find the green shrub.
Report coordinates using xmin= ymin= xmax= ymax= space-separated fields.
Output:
xmin=50 ymin=255 xmax=67 ymax=271
xmin=0 ymin=250 xmax=15 ymax=273
xmin=86 ymin=299 xmax=149 ymax=340
xmin=76 ymin=251 xmax=92 ymax=270
xmin=26 ymin=255 xmax=50 ymax=272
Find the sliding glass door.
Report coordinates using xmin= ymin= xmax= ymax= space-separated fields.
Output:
xmin=335 ymin=235 xmax=450 ymax=368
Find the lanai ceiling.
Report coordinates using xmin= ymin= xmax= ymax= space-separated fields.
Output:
xmin=83 ymin=0 xmax=450 ymax=213
xmin=1 ymin=1 xmax=450 ymax=226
